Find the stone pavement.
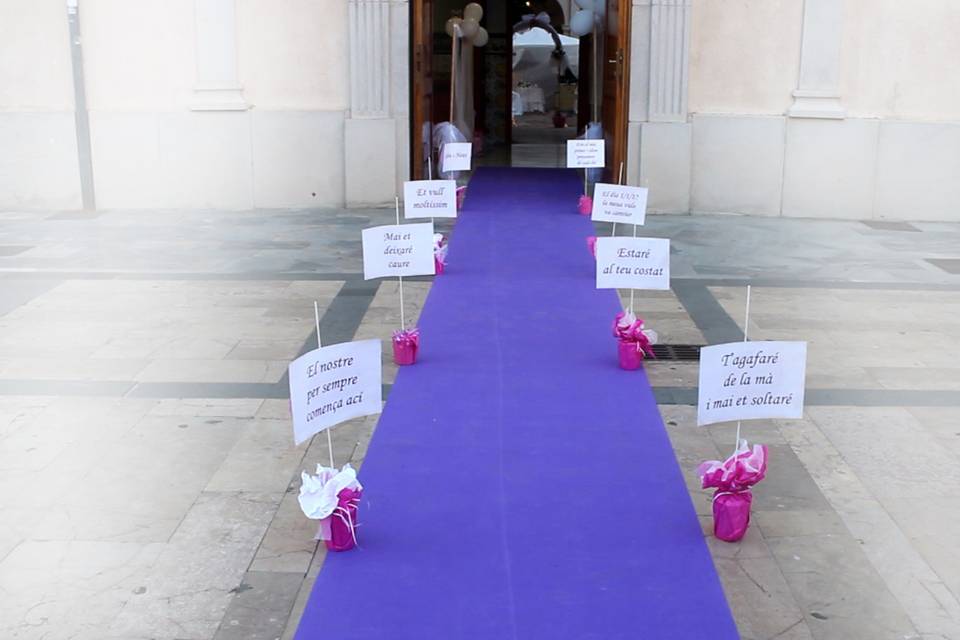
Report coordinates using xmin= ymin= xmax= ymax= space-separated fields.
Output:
xmin=0 ymin=206 xmax=959 ymax=639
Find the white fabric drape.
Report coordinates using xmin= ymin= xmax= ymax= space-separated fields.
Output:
xmin=451 ymin=30 xmax=475 ymax=142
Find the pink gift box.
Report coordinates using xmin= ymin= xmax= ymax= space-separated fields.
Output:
xmin=578 ymin=194 xmax=592 ymax=215
xmin=393 ymin=340 xmax=417 ymax=365
xmin=698 ymin=443 xmax=768 ymax=543
xmin=617 ymin=340 xmax=643 ymax=370
xmin=433 ymin=233 xmax=447 ymax=275
xmin=319 ymin=487 xmax=362 ymax=552
xmin=613 ymin=311 xmax=655 ymax=369
xmin=711 ymin=490 xmax=753 ymax=542
xmin=392 ymin=329 xmax=420 ymax=365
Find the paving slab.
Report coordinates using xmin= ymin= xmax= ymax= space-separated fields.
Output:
xmin=0 ymin=204 xmax=959 ymax=638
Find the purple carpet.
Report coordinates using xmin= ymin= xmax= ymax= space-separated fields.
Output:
xmin=295 ymin=167 xmax=739 ymax=639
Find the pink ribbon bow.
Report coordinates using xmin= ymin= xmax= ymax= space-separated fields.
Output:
xmin=392 ymin=328 xmax=420 ymax=347
xmin=433 ymin=233 xmax=448 ymax=274
xmin=612 ymin=311 xmax=655 ymax=359
xmin=586 ymin=236 xmax=597 ymax=257
xmin=333 ymin=488 xmax=362 ymax=547
xmin=697 ymin=443 xmax=769 ymax=494
xmin=578 ymin=194 xmax=593 ymax=215
xmin=318 ymin=487 xmax=363 ymax=551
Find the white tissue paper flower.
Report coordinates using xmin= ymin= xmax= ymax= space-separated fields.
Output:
xmin=617 ymin=310 xmax=637 ymax=330
xmin=433 ymin=233 xmax=448 ymax=262
xmin=298 ymin=462 xmax=363 ymax=520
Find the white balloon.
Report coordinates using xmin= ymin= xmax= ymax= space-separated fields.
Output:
xmin=570 ymin=9 xmax=594 ymax=36
xmin=445 ymin=16 xmax=463 ymax=38
xmin=472 ymin=26 xmax=489 ymax=47
xmin=574 ymin=0 xmax=595 ymax=10
xmin=463 ymin=2 xmax=483 ymax=22
xmin=460 ymin=17 xmax=479 ymax=39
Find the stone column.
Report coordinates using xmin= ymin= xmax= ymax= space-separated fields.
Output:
xmin=349 ymin=0 xmax=391 ymax=117
xmin=191 ymin=0 xmax=247 ymax=111
xmin=558 ymin=0 xmax=573 ymax=32
xmin=627 ymin=0 xmax=692 ymax=211
xmin=647 ymin=0 xmax=690 ymax=122
xmin=345 ymin=0 xmax=407 ymax=207
xmin=788 ymin=0 xmax=845 ymax=119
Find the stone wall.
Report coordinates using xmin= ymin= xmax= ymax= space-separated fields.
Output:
xmin=4 ymin=0 xmax=959 ymax=219
xmin=628 ymin=0 xmax=960 ymax=221
xmin=0 ymin=0 xmax=408 ymax=211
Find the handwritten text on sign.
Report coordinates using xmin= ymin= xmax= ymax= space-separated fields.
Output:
xmin=697 ymin=341 xmax=807 ymax=426
xmin=591 ymin=183 xmax=648 ymax=225
xmin=567 ymin=140 xmax=605 ymax=168
xmin=403 ymin=180 xmax=457 ymax=219
xmin=362 ymin=223 xmax=435 ymax=279
xmin=595 ymin=237 xmax=670 ymax=290
xmin=441 ymin=142 xmax=472 ymax=172
xmin=289 ymin=339 xmax=382 ymax=445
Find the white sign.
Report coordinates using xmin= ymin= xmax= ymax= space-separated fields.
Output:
xmin=289 ymin=339 xmax=383 ymax=445
xmin=362 ymin=223 xmax=435 ymax=279
xmin=403 ymin=180 xmax=457 ymax=219
xmin=591 ymin=183 xmax=648 ymax=225
xmin=595 ymin=237 xmax=670 ymax=290
xmin=697 ymin=341 xmax=807 ymax=427
xmin=567 ymin=139 xmax=605 ymax=168
xmin=441 ymin=143 xmax=472 ymax=172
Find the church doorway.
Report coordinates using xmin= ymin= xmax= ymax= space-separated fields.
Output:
xmin=410 ymin=0 xmax=631 ymax=182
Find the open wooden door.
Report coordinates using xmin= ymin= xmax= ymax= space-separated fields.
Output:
xmin=601 ymin=0 xmax=631 ymax=183
xmin=411 ymin=0 xmax=433 ymax=179
xmin=577 ymin=33 xmax=593 ymax=134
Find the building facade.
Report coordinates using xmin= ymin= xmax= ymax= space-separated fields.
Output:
xmin=631 ymin=0 xmax=960 ymax=220
xmin=2 ymin=0 xmax=959 ymax=220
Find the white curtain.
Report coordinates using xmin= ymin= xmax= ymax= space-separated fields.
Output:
xmin=451 ymin=31 xmax=475 ymax=142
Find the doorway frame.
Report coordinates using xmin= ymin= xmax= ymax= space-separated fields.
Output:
xmin=408 ymin=0 xmax=632 ymax=178
xmin=603 ymin=0 xmax=633 ymax=183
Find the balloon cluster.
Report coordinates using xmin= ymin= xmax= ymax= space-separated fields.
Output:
xmin=570 ymin=0 xmax=606 ymax=37
xmin=444 ymin=2 xmax=489 ymax=46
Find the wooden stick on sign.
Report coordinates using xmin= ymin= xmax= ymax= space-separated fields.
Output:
xmin=314 ymin=300 xmax=335 ymax=470
xmin=733 ymin=285 xmax=752 ymax=456
xmin=395 ymin=197 xmax=406 ymax=330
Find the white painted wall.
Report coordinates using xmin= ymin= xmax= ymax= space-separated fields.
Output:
xmin=841 ymin=0 xmax=960 ymax=122
xmin=688 ymin=0 xmax=802 ymax=116
xmin=630 ymin=0 xmax=960 ymax=221
xmin=0 ymin=0 xmax=82 ymax=209
xmin=4 ymin=0 xmax=958 ymax=217
xmin=237 ymin=0 xmax=350 ymax=111
xmin=84 ymin=0 xmax=352 ymax=210
xmin=689 ymin=0 xmax=960 ymax=122
xmin=0 ymin=0 xmax=366 ymax=211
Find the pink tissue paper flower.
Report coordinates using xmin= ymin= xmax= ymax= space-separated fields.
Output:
xmin=697 ymin=443 xmax=769 ymax=542
xmin=433 ymin=233 xmax=448 ymax=275
xmin=578 ymin=194 xmax=592 ymax=215
xmin=612 ymin=311 xmax=657 ymax=369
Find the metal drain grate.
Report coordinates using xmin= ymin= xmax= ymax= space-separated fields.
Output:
xmin=651 ymin=344 xmax=702 ymax=361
